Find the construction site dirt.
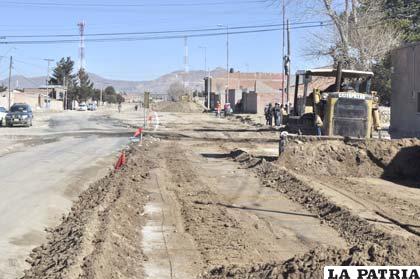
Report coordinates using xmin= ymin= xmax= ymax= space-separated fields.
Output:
xmin=19 ymin=109 xmax=420 ymax=279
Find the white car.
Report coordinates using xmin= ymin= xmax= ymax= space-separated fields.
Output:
xmin=78 ymin=104 xmax=88 ymax=111
xmin=0 ymin=107 xmax=7 ymax=126
xmin=87 ymin=103 xmax=97 ymax=111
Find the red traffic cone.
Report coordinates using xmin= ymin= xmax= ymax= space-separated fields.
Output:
xmin=114 ymin=151 xmax=126 ymax=170
xmin=133 ymin=127 xmax=143 ymax=138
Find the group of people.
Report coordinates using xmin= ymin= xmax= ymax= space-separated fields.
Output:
xmin=264 ymin=103 xmax=288 ymax=127
xmin=215 ymin=101 xmax=233 ymax=118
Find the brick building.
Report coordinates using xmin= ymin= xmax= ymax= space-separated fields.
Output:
xmin=204 ymin=71 xmax=284 ymax=112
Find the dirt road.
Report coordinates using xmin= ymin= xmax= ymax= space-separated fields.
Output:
xmin=0 ymin=111 xmax=130 ymax=278
xmin=11 ymin=108 xmax=420 ymax=278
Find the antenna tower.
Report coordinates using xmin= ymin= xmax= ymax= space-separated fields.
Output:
xmin=78 ymin=21 xmax=86 ymax=71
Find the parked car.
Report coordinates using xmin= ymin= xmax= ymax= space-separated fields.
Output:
xmin=78 ymin=104 xmax=88 ymax=111
xmin=87 ymin=103 xmax=97 ymax=111
xmin=0 ymin=107 xmax=7 ymax=126
xmin=5 ymin=103 xmax=33 ymax=127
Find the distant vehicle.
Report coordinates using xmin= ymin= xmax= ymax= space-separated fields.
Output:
xmin=87 ymin=103 xmax=97 ymax=111
xmin=78 ymin=104 xmax=88 ymax=111
xmin=5 ymin=103 xmax=33 ymax=127
xmin=0 ymin=107 xmax=7 ymax=126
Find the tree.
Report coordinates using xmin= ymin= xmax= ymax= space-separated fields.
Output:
xmin=101 ymin=86 xmax=124 ymax=104
xmin=0 ymin=84 xmax=7 ymax=92
xmin=372 ymin=54 xmax=392 ymax=105
xmin=385 ymin=0 xmax=420 ymax=43
xmin=308 ymin=0 xmax=401 ymax=70
xmin=49 ymin=57 xmax=77 ymax=87
xmin=167 ymin=81 xmax=185 ymax=101
xmin=76 ymin=69 xmax=94 ymax=101
xmin=116 ymin=93 xmax=125 ymax=103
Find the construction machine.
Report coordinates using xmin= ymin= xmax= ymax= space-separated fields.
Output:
xmin=286 ymin=64 xmax=381 ymax=138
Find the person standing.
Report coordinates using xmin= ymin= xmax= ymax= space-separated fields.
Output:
xmin=264 ymin=104 xmax=269 ymax=125
xmin=216 ymin=101 xmax=222 ymax=118
xmin=315 ymin=115 xmax=323 ymax=136
xmin=267 ymin=103 xmax=273 ymax=126
xmin=274 ymin=103 xmax=281 ymax=126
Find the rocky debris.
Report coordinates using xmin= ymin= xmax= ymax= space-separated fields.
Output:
xmin=276 ymin=137 xmax=420 ymax=180
xmin=200 ymin=245 xmax=391 ymax=279
xmin=21 ymin=143 xmax=154 ymax=279
xmin=211 ymin=149 xmax=420 ymax=278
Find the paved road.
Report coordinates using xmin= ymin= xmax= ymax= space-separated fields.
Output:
xmin=0 ymin=111 xmax=130 ymax=278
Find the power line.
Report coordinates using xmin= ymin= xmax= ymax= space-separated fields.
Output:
xmin=0 ymin=23 xmax=333 ymax=45
xmin=14 ymin=58 xmax=46 ymax=70
xmin=10 ymin=65 xmax=41 ymax=87
xmin=2 ymin=0 xmax=268 ymax=8
xmin=0 ymin=20 xmax=332 ymax=38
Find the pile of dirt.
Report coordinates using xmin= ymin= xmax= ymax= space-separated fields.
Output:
xmin=202 ymin=149 xmax=420 ymax=278
xmin=230 ymin=115 xmax=264 ymax=128
xmin=21 ymin=143 xmax=155 ymax=279
xmin=278 ymin=137 xmax=420 ymax=179
xmin=151 ymin=101 xmax=204 ymax=113
xmin=200 ymin=246 xmax=388 ymax=279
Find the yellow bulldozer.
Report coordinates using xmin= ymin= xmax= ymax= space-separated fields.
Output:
xmin=286 ymin=65 xmax=381 ymax=138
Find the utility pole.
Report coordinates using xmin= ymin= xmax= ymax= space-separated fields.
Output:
xmin=217 ymin=24 xmax=229 ymax=105
xmin=8 ymin=56 xmax=12 ymax=110
xmin=286 ymin=19 xmax=291 ymax=113
xmin=281 ymin=0 xmax=286 ymax=105
xmin=78 ymin=21 xmax=86 ymax=71
xmin=63 ymin=76 xmax=67 ymax=110
xmin=44 ymin=59 xmax=54 ymax=100
xmin=226 ymin=25 xmax=229 ymax=105
xmin=100 ymin=87 xmax=103 ymax=106
xmin=199 ymin=46 xmax=210 ymax=109
xmin=184 ymin=36 xmax=189 ymax=97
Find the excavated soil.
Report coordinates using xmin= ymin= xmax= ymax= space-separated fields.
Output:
xmin=278 ymin=137 xmax=420 ymax=236
xmin=278 ymin=137 xmax=420 ymax=180
xmin=21 ymin=143 xmax=155 ymax=279
xmin=200 ymin=150 xmax=420 ymax=278
xmin=19 ymin=112 xmax=420 ymax=279
xmin=151 ymin=101 xmax=204 ymax=113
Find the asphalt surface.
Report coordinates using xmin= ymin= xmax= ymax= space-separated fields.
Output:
xmin=0 ymin=111 xmax=130 ymax=278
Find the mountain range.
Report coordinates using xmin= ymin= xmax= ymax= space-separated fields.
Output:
xmin=0 ymin=68 xmax=227 ymax=94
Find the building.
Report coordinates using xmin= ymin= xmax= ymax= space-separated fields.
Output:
xmin=204 ymin=71 xmax=284 ymax=112
xmin=390 ymin=42 xmax=420 ymax=137
xmin=0 ymin=86 xmax=64 ymax=111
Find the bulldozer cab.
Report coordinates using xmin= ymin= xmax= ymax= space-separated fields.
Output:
xmin=288 ymin=68 xmax=377 ymax=138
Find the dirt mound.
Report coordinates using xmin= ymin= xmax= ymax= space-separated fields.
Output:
xmin=200 ymin=246 xmax=388 ymax=279
xmin=21 ymin=144 xmax=154 ymax=279
xmin=279 ymin=137 xmax=420 ymax=179
xmin=203 ymin=239 xmax=420 ymax=278
xmin=204 ymin=150 xmax=420 ymax=278
xmin=152 ymin=101 xmax=204 ymax=113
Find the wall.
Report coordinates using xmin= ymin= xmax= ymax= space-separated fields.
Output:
xmin=0 ymin=91 xmax=63 ymax=111
xmin=391 ymin=42 xmax=420 ymax=137
xmin=242 ymin=92 xmax=258 ymax=113
xmin=227 ymin=89 xmax=242 ymax=110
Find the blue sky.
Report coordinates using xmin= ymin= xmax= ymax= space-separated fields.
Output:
xmin=0 ymin=0 xmax=332 ymax=82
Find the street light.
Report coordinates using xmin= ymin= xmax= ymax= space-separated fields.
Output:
xmin=198 ymin=46 xmax=208 ymax=76
xmin=199 ymin=46 xmax=210 ymax=109
xmin=217 ymin=24 xmax=229 ymax=105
